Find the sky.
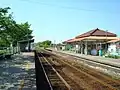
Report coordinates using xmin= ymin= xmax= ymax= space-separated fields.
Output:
xmin=0 ymin=0 xmax=120 ymax=43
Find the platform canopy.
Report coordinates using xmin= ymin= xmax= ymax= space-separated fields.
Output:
xmin=64 ymin=28 xmax=118 ymax=43
xmin=107 ymin=38 xmax=120 ymax=43
xmin=18 ymin=39 xmax=34 ymax=43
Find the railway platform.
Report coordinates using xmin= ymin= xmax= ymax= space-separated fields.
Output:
xmin=51 ymin=49 xmax=120 ymax=68
xmin=0 ymin=52 xmax=36 ymax=90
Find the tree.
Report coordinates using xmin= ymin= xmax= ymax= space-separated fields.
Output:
xmin=0 ymin=7 xmax=33 ymax=47
xmin=36 ymin=40 xmax=52 ymax=48
xmin=0 ymin=7 xmax=13 ymax=47
xmin=9 ymin=22 xmax=33 ymax=46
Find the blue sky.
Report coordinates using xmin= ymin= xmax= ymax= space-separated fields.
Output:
xmin=0 ymin=0 xmax=120 ymax=43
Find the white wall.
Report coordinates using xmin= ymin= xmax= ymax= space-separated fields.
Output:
xmin=108 ymin=42 xmax=120 ymax=55
xmin=108 ymin=43 xmax=116 ymax=53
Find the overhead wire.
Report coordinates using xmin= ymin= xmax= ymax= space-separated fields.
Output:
xmin=18 ymin=0 xmax=100 ymax=12
xmin=18 ymin=0 xmax=120 ymax=14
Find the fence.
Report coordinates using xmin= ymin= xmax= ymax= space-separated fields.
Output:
xmin=0 ymin=47 xmax=20 ymax=58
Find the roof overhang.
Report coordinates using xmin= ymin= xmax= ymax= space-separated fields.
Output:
xmin=107 ymin=38 xmax=120 ymax=43
xmin=84 ymin=36 xmax=118 ymax=40
xmin=18 ymin=39 xmax=34 ymax=43
xmin=66 ymin=36 xmax=119 ymax=43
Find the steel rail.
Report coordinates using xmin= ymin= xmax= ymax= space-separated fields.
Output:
xmin=50 ymin=51 xmax=120 ymax=89
xmin=37 ymin=53 xmax=53 ymax=90
xmin=54 ymin=56 xmax=119 ymax=90
xmin=40 ymin=52 xmax=73 ymax=90
xmin=45 ymin=50 xmax=120 ymax=90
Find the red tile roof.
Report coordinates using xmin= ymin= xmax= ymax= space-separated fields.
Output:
xmin=64 ymin=38 xmax=85 ymax=43
xmin=76 ymin=28 xmax=116 ymax=38
xmin=63 ymin=39 xmax=74 ymax=43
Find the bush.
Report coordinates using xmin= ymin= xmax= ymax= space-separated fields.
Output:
xmin=105 ymin=54 xmax=120 ymax=59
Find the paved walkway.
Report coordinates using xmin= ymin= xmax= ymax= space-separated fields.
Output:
xmin=0 ymin=52 xmax=36 ymax=90
xmin=53 ymin=50 xmax=120 ymax=68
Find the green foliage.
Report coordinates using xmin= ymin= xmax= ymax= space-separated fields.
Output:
xmin=36 ymin=40 xmax=52 ymax=48
xmin=0 ymin=7 xmax=33 ymax=47
xmin=105 ymin=54 xmax=120 ymax=59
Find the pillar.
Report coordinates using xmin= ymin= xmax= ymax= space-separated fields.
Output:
xmin=84 ymin=41 xmax=88 ymax=55
xmin=78 ymin=44 xmax=80 ymax=53
xmin=75 ymin=44 xmax=79 ymax=53
xmin=17 ymin=42 xmax=20 ymax=54
xmin=10 ymin=43 xmax=13 ymax=54
xmin=96 ymin=43 xmax=97 ymax=50
xmin=80 ymin=43 xmax=83 ymax=54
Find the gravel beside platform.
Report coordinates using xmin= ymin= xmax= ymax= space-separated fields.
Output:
xmin=0 ymin=52 xmax=36 ymax=90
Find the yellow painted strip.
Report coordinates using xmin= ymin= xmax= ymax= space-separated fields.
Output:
xmin=18 ymin=63 xmax=30 ymax=90
xmin=25 ymin=63 xmax=30 ymax=71
xmin=19 ymin=80 xmax=24 ymax=90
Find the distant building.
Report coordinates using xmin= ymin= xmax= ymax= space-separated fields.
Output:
xmin=63 ymin=28 xmax=118 ymax=56
xmin=56 ymin=43 xmax=66 ymax=51
xmin=18 ymin=39 xmax=34 ymax=52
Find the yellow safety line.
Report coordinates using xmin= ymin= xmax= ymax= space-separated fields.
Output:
xmin=19 ymin=80 xmax=24 ymax=90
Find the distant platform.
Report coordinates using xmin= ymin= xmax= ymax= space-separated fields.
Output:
xmin=49 ymin=49 xmax=120 ymax=68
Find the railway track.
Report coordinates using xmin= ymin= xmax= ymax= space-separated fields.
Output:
xmin=51 ymin=50 xmax=120 ymax=79
xmin=44 ymin=50 xmax=120 ymax=90
xmin=37 ymin=52 xmax=82 ymax=90
xmin=47 ymin=50 xmax=120 ymax=76
xmin=65 ymin=60 xmax=120 ymax=89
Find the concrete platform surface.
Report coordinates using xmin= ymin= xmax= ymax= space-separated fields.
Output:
xmin=53 ymin=50 xmax=120 ymax=68
xmin=0 ymin=52 xmax=36 ymax=90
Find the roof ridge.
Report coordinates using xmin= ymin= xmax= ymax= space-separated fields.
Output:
xmin=75 ymin=28 xmax=116 ymax=38
xmin=90 ymin=28 xmax=98 ymax=35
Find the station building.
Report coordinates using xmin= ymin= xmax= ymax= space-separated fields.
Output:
xmin=63 ymin=28 xmax=119 ymax=56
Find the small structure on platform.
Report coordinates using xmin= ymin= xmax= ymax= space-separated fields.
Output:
xmin=55 ymin=43 xmax=66 ymax=50
xmin=63 ymin=28 xmax=118 ymax=56
xmin=18 ymin=39 xmax=34 ymax=52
